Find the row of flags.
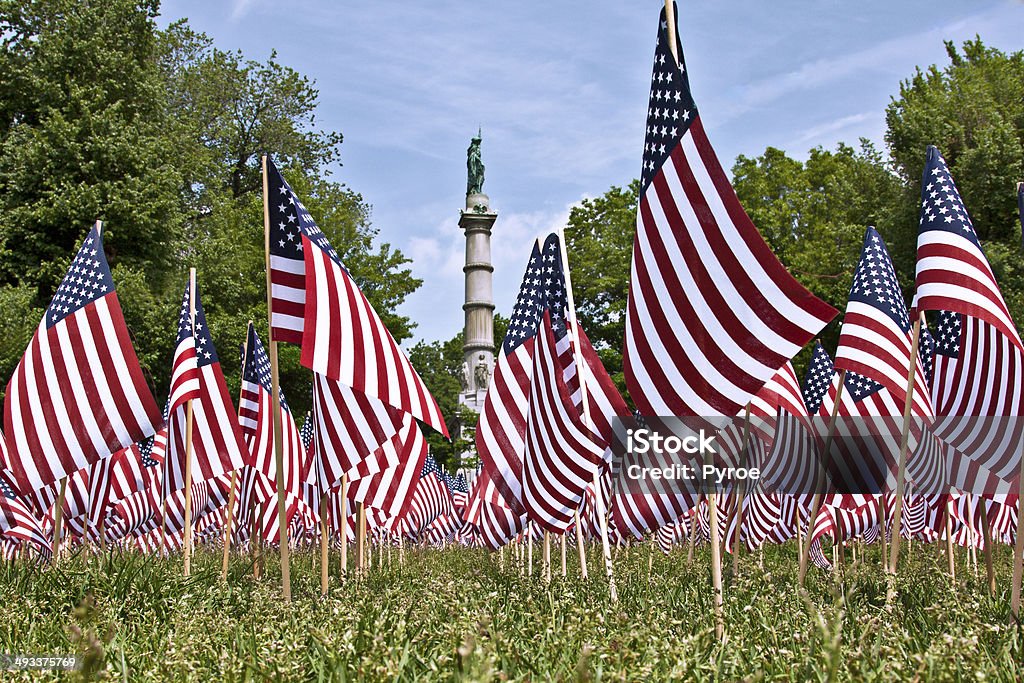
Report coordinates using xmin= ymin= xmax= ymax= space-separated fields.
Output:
xmin=0 ymin=3 xmax=1021 ymax=623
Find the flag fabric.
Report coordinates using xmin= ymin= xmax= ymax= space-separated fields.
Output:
xmin=4 ymin=224 xmax=162 ymax=493
xmin=0 ymin=470 xmax=49 ymax=553
xmin=833 ymin=227 xmax=931 ymax=417
xmin=622 ymin=3 xmax=835 ymax=419
xmin=264 ymin=157 xmax=447 ymax=437
xmin=930 ymin=310 xmax=1024 ymax=484
xmin=915 ymin=146 xmax=1022 ymax=349
xmin=307 ymin=373 xmax=406 ymax=491
xmin=347 ymin=416 xmax=428 ymax=524
xmin=161 ymin=281 xmax=248 ymax=495
xmin=238 ymin=323 xmax=309 ymax=501
xmin=401 ymin=455 xmax=454 ymax=535
xmin=475 ymin=239 xmax=543 ymax=512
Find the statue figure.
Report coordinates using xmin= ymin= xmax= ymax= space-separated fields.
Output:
xmin=467 ymin=129 xmax=485 ymax=196
xmin=460 ymin=361 xmax=471 ymax=392
xmin=474 ymin=359 xmax=490 ymax=389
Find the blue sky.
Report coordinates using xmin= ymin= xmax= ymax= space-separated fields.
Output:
xmin=158 ymin=0 xmax=1023 ymax=345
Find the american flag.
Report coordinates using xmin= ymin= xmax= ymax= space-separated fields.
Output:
xmin=521 ymin=237 xmax=605 ymax=533
xmin=813 ymin=341 xmax=899 ymax=508
xmin=476 ymin=238 xmax=543 ymax=513
xmin=264 ymin=157 xmax=447 ymax=437
xmin=161 ymin=280 xmax=248 ymax=496
xmin=833 ymin=227 xmax=931 ymax=417
xmin=4 ymin=224 xmax=162 ymax=493
xmin=400 ymin=455 xmax=454 ymax=535
xmin=931 ymin=310 xmax=1024 ymax=484
xmin=306 ymin=372 xmax=405 ymax=492
xmin=0 ymin=468 xmax=49 ymax=554
xmin=238 ymin=323 xmax=309 ymax=511
xmin=915 ymin=146 xmax=1022 ymax=349
xmin=346 ymin=415 xmax=428 ymax=525
xmin=622 ymin=4 xmax=836 ymax=419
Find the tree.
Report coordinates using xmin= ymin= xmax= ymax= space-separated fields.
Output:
xmin=886 ymin=38 xmax=1024 ymax=245
xmin=0 ymin=1 xmax=423 ymax=418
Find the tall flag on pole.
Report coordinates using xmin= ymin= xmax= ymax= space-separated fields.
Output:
xmin=623 ymin=3 xmax=836 ymax=418
xmin=263 ymin=157 xmax=447 ymax=437
xmin=833 ymin=227 xmax=932 ymax=418
xmin=475 ymin=238 xmax=543 ymax=512
xmin=914 ymin=148 xmax=1024 ymax=486
xmin=520 ymin=236 xmax=605 ymax=532
xmin=915 ymin=146 xmax=1022 ymax=349
xmin=4 ymin=223 xmax=162 ymax=493
xmin=162 ymin=279 xmax=248 ymax=494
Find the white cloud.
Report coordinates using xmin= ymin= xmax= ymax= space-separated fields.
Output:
xmin=788 ymin=111 xmax=879 ymax=149
xmin=229 ymin=0 xmax=257 ymax=21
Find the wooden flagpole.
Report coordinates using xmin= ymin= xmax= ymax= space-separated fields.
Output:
xmin=261 ymin=154 xmax=291 ymax=601
xmin=664 ymin=0 xmax=678 ymax=64
xmin=356 ymin=501 xmax=366 ymax=575
xmin=1012 ymin=182 xmax=1024 ymax=617
xmin=339 ymin=474 xmax=349 ymax=580
xmin=944 ymin=499 xmax=956 ymax=581
xmin=707 ymin=486 xmax=725 ymax=638
xmin=557 ymin=228 xmax=617 ymax=602
xmin=320 ymin=493 xmax=330 ymax=596
xmin=1011 ymin=449 xmax=1024 ymax=616
xmin=52 ymin=477 xmax=68 ymax=558
xmin=182 ymin=267 xmax=197 ymax=578
xmin=527 ymin=532 xmax=533 ymax=576
xmin=799 ymin=370 xmax=847 ymax=585
xmin=979 ymin=500 xmax=996 ymax=598
xmin=887 ymin=316 xmax=923 ymax=575
xmin=560 ymin=532 xmax=567 ymax=578
xmin=731 ymin=404 xmax=752 ymax=576
xmin=221 ymin=327 xmax=250 ymax=583
xmin=220 ymin=471 xmax=237 ymax=582
xmin=543 ymin=530 xmax=551 ymax=584
xmin=573 ymin=509 xmax=588 ymax=579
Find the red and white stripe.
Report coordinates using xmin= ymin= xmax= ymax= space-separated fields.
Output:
xmin=623 ymin=8 xmax=834 ymax=419
xmin=522 ymin=314 xmax=605 ymax=532
xmin=4 ymin=228 xmax=161 ymax=493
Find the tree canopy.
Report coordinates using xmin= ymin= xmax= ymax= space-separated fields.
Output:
xmin=0 ymin=0 xmax=421 ymax=417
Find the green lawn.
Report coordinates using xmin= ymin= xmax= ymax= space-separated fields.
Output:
xmin=0 ymin=542 xmax=1021 ymax=681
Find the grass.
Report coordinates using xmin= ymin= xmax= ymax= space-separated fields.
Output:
xmin=0 ymin=541 xmax=1021 ymax=681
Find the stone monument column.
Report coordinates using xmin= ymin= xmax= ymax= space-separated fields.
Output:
xmin=459 ymin=132 xmax=495 ymax=414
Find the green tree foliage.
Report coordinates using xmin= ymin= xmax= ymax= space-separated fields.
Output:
xmin=0 ymin=0 xmax=422 ymax=420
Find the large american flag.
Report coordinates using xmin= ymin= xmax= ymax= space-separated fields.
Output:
xmin=264 ymin=157 xmax=447 ymax=437
xmin=914 ymin=147 xmax=1023 ymax=485
xmin=622 ymin=4 xmax=836 ymax=419
xmin=915 ymin=146 xmax=1022 ymax=349
xmin=161 ymin=280 xmax=248 ymax=495
xmin=475 ymin=238 xmax=543 ymax=513
xmin=4 ymin=224 xmax=162 ymax=493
